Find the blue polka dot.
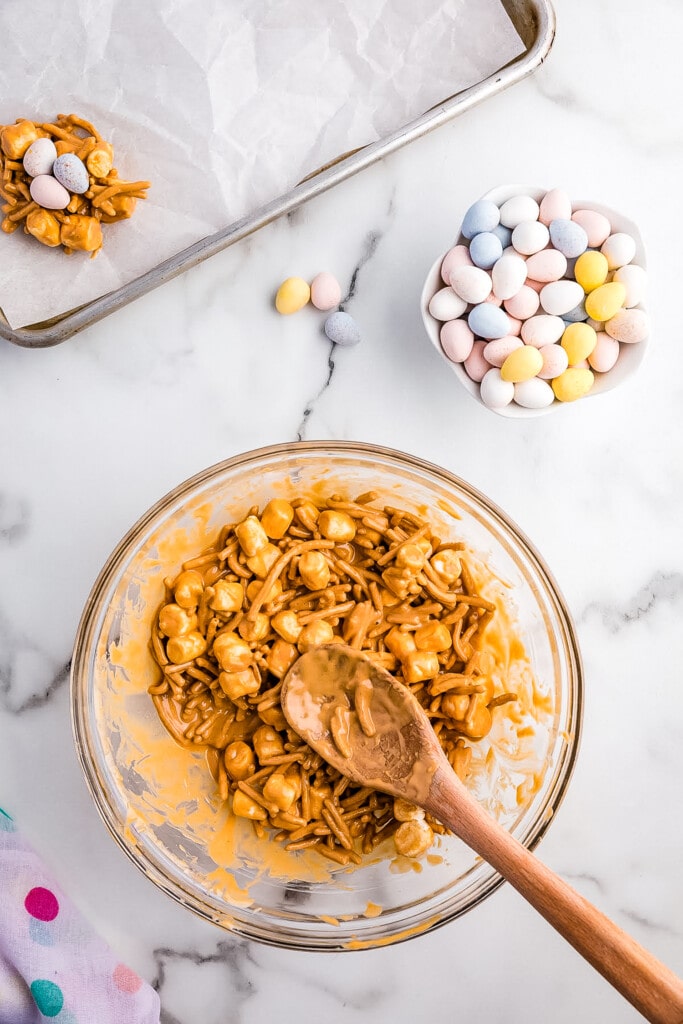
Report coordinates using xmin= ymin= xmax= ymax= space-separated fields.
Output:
xmin=30 ymin=979 xmax=64 ymax=1017
xmin=0 ymin=807 xmax=15 ymax=832
xmin=29 ymin=917 xmax=56 ymax=947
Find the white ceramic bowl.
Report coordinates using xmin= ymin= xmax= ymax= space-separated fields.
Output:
xmin=420 ymin=184 xmax=649 ymax=419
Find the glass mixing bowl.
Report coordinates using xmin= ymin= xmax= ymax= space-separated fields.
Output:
xmin=71 ymin=442 xmax=582 ymax=950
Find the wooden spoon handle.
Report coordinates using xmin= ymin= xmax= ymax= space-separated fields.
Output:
xmin=429 ymin=772 xmax=683 ymax=1024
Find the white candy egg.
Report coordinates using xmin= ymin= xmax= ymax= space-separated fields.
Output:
xmin=23 ymin=137 xmax=57 ymax=178
xmin=521 ymin=314 xmax=566 ymax=347
xmin=612 ymin=264 xmax=647 ymax=308
xmin=29 ymin=174 xmax=70 ymax=210
xmin=480 ymin=367 xmax=514 ymax=409
xmin=428 ymin=287 xmax=467 ymax=322
xmin=513 ymin=377 xmax=555 ymax=409
xmin=491 ymin=253 xmax=527 ymax=300
xmin=511 ymin=220 xmax=550 ymax=256
xmin=449 ymin=266 xmax=492 ymax=305
xmin=499 ymin=195 xmax=540 ymax=229
xmin=601 ymin=232 xmax=636 ymax=270
xmin=540 ymin=280 xmax=585 ymax=316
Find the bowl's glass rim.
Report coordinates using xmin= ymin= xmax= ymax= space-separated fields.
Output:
xmin=71 ymin=440 xmax=583 ymax=950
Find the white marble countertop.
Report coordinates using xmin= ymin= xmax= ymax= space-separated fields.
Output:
xmin=2 ymin=1 xmax=683 ymax=1020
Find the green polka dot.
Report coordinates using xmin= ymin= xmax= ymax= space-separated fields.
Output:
xmin=30 ymin=979 xmax=64 ymax=1017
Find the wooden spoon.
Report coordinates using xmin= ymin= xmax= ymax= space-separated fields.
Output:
xmin=282 ymin=644 xmax=683 ymax=1024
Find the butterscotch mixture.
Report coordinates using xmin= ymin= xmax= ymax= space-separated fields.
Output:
xmin=149 ymin=493 xmax=521 ymax=865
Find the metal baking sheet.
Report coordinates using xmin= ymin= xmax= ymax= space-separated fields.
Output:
xmin=1 ymin=0 xmax=554 ymax=349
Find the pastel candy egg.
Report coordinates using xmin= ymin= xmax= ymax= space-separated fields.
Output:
xmin=499 ymin=195 xmax=540 ymax=229
xmin=491 ymin=223 xmax=512 ymax=248
xmin=574 ymin=251 xmax=609 ymax=292
xmin=468 ymin=303 xmax=510 ymax=339
xmin=525 ymin=249 xmax=567 ymax=283
xmin=29 ymin=174 xmax=70 ymax=210
xmin=480 ymin=367 xmax=514 ymax=409
xmin=440 ymin=319 xmax=475 ymax=363
xmin=502 ymin=245 xmax=526 ymax=261
xmin=449 ymin=266 xmax=492 ymax=304
xmin=588 ymin=333 xmax=620 ymax=372
xmin=506 ymin=315 xmax=522 ymax=337
xmin=275 ymin=276 xmax=310 ymax=314
xmin=464 ymin=340 xmax=491 ymax=382
xmin=564 ymin=255 xmax=579 ymax=280
xmin=613 ymin=264 xmax=647 ymax=307
xmin=469 ymin=232 xmax=503 ymax=270
xmin=483 ymin=335 xmax=523 ymax=367
xmin=461 ymin=199 xmax=500 ymax=240
xmin=324 ymin=311 xmax=360 ymax=346
xmin=521 ymin=314 xmax=565 ymax=347
xmin=538 ymin=343 xmax=569 ymax=380
xmin=513 ymin=377 xmax=555 ymax=409
xmin=484 ymin=292 xmax=503 ymax=307
xmin=584 ymin=281 xmax=626 ymax=322
xmin=562 ymin=300 xmax=588 ymax=323
xmin=551 ymin=367 xmax=594 ymax=402
xmin=561 ymin=323 xmax=597 ymax=364
xmin=586 ymin=317 xmax=605 ymax=333
xmin=605 ymin=308 xmax=649 ymax=344
xmin=549 ymin=219 xmax=588 ymax=258
xmin=511 ymin=220 xmax=550 ymax=256
xmin=500 ymin=344 xmax=543 ymax=383
xmin=310 ymin=272 xmax=341 ymax=311
xmin=504 ymin=285 xmax=539 ymax=320
xmin=539 ymin=188 xmax=572 ymax=226
xmin=571 ymin=209 xmax=611 ymax=247
xmin=491 ymin=253 xmax=527 ymax=300
xmin=441 ymin=245 xmax=472 ymax=284
xmin=52 ymin=153 xmax=89 ymax=194
xmin=428 ymin=287 xmax=467 ymax=321
xmin=23 ymin=137 xmax=57 ymax=177
xmin=601 ymin=233 xmax=636 ymax=270
xmin=525 ymin=278 xmax=545 ymax=294
xmin=540 ymin=280 xmax=584 ymax=316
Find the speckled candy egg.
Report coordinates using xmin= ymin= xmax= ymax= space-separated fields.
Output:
xmin=324 ymin=311 xmax=360 ymax=346
xmin=310 ymin=272 xmax=341 ymax=311
xmin=504 ymin=285 xmax=539 ymax=321
xmin=52 ymin=153 xmax=89 ymax=195
xmin=588 ymin=333 xmax=620 ymax=372
xmin=449 ymin=266 xmax=492 ymax=304
xmin=469 ymin=232 xmax=503 ymax=270
xmin=571 ymin=209 xmax=611 ymax=247
xmin=463 ymin=340 xmax=491 ymax=382
xmin=605 ymin=308 xmax=649 ymax=344
xmin=441 ymin=245 xmax=472 ymax=284
xmin=468 ymin=303 xmax=510 ymax=340
xmin=538 ymin=188 xmax=572 ymax=226
xmin=511 ymin=220 xmax=550 ymax=256
xmin=540 ymin=280 xmax=584 ymax=317
xmin=482 ymin=335 xmax=522 ymax=367
xmin=23 ymin=137 xmax=57 ymax=177
xmin=525 ymin=249 xmax=567 ymax=284
xmin=29 ymin=174 xmax=70 ymax=210
xmin=549 ymin=219 xmax=588 ymax=259
xmin=537 ymin=343 xmax=569 ymax=379
xmin=440 ymin=319 xmax=474 ymax=363
xmin=461 ymin=199 xmax=500 ymax=239
xmin=521 ymin=314 xmax=566 ymax=348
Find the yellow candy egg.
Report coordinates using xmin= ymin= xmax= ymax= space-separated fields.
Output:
xmin=275 ymin=277 xmax=311 ymax=315
xmin=574 ymin=250 xmax=609 ymax=293
xmin=551 ymin=367 xmax=595 ymax=402
xmin=500 ymin=344 xmax=543 ymax=383
xmin=584 ymin=282 xmax=626 ymax=322
xmin=561 ymin=322 xmax=597 ymax=365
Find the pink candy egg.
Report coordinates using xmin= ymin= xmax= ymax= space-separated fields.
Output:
xmin=504 ymin=285 xmax=540 ymax=321
xmin=538 ymin=343 xmax=569 ymax=380
xmin=440 ymin=319 xmax=475 ymax=363
xmin=441 ymin=245 xmax=472 ymax=284
xmin=539 ymin=188 xmax=572 ymax=226
xmin=29 ymin=174 xmax=70 ymax=210
xmin=588 ymin=333 xmax=620 ymax=372
xmin=525 ymin=249 xmax=567 ymax=283
xmin=463 ymin=340 xmax=490 ymax=382
xmin=525 ymin=278 xmax=545 ymax=294
xmin=521 ymin=314 xmax=565 ymax=347
xmin=506 ymin=315 xmax=522 ymax=336
xmin=605 ymin=308 xmax=649 ymax=344
xmin=310 ymin=272 xmax=342 ymax=311
xmin=571 ymin=209 xmax=611 ymax=248
xmin=484 ymin=292 xmax=503 ymax=307
xmin=483 ymin=335 xmax=523 ymax=367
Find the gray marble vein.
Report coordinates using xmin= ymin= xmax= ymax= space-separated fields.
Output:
xmin=580 ymin=571 xmax=683 ymax=633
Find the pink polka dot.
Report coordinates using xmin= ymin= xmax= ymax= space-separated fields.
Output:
xmin=113 ymin=964 xmax=143 ymax=994
xmin=25 ymin=887 xmax=59 ymax=922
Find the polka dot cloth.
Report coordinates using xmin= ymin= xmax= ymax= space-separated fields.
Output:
xmin=0 ymin=806 xmax=161 ymax=1023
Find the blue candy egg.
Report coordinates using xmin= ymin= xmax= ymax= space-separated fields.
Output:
xmin=491 ymin=223 xmax=512 ymax=248
xmin=324 ymin=311 xmax=360 ymax=346
xmin=461 ymin=199 xmax=500 ymax=240
xmin=468 ymin=303 xmax=510 ymax=340
xmin=549 ymin=218 xmax=588 ymax=259
xmin=52 ymin=153 xmax=89 ymax=195
xmin=469 ymin=232 xmax=503 ymax=270
xmin=562 ymin=299 xmax=588 ymax=323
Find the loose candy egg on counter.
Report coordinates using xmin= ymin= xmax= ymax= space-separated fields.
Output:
xmin=469 ymin=232 xmax=503 ymax=269
xmin=29 ymin=174 xmax=70 ymax=210
xmin=601 ymin=232 xmax=636 ymax=270
xmin=574 ymin=250 xmax=609 ymax=292
xmin=492 ymin=253 xmax=527 ymax=300
xmin=324 ymin=311 xmax=360 ymax=346
xmin=514 ymin=377 xmax=555 ymax=409
xmin=275 ymin=276 xmax=311 ymax=314
xmin=463 ymin=340 xmax=490 ymax=382
xmin=613 ymin=264 xmax=647 ymax=307
xmin=549 ymin=219 xmax=588 ymax=258
xmin=468 ymin=303 xmax=510 ymax=339
xmin=538 ymin=188 xmax=572 ymax=225
xmin=511 ymin=220 xmax=549 ymax=256
xmin=499 ymin=194 xmax=540 ymax=228
xmin=605 ymin=308 xmax=649 ymax=344
xmin=441 ymin=244 xmax=472 ymax=283
xmin=483 ymin=335 xmax=522 ymax=367
xmin=584 ymin=281 xmax=626 ymax=322
xmin=500 ymin=344 xmax=543 ymax=383
xmin=540 ymin=280 xmax=584 ymax=317
xmin=525 ymin=249 xmax=567 ymax=283
xmin=480 ymin=367 xmax=514 ymax=409
xmin=52 ymin=153 xmax=89 ymax=194
xmin=440 ymin=319 xmax=475 ymax=363
xmin=552 ymin=367 xmax=594 ymax=402
xmin=461 ymin=199 xmax=500 ymax=239
xmin=310 ymin=272 xmax=341 ymax=310
xmin=571 ymin=209 xmax=611 ymax=247
xmin=521 ymin=314 xmax=565 ymax=347
xmin=23 ymin=137 xmax=57 ymax=177
xmin=588 ymin=332 xmax=620 ymax=372
xmin=504 ymin=285 xmax=539 ymax=320
xmin=561 ymin=322 xmax=597 ymax=364
xmin=537 ymin=342 xmax=569 ymax=379
xmin=429 ymin=287 xmax=467 ymax=321
xmin=449 ymin=266 xmax=492 ymax=304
